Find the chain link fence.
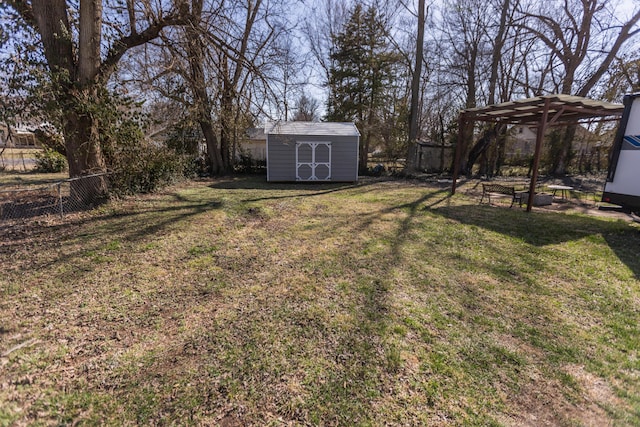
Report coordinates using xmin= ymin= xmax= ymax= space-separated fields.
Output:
xmin=1 ymin=173 xmax=109 ymax=221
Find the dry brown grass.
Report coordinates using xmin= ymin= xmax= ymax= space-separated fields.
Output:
xmin=1 ymin=176 xmax=639 ymax=426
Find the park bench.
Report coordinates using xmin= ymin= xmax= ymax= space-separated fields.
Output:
xmin=480 ymin=183 xmax=522 ymax=208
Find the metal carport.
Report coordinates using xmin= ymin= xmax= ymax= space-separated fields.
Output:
xmin=451 ymin=94 xmax=625 ymax=211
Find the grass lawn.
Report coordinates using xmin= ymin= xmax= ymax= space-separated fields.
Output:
xmin=0 ymin=148 xmax=42 ymax=159
xmin=0 ymin=170 xmax=68 ymax=189
xmin=1 ymin=175 xmax=639 ymax=426
xmin=0 ymin=148 xmax=43 ymax=174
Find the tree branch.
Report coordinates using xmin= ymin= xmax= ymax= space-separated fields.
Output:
xmin=98 ymin=10 xmax=191 ymax=83
xmin=578 ymin=9 xmax=640 ymax=96
xmin=6 ymin=0 xmax=36 ymax=27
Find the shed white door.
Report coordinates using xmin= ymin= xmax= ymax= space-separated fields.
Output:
xmin=296 ymin=142 xmax=331 ymax=181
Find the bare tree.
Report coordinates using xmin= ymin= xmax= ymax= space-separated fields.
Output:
xmin=517 ymin=0 xmax=640 ymax=174
xmin=464 ymin=0 xmax=513 ymax=176
xmin=5 ymin=0 xmax=190 ymax=196
xmin=437 ymin=0 xmax=492 ymax=174
xmin=184 ymin=0 xmax=225 ymax=174
xmin=269 ymin=32 xmax=311 ymax=121
xmin=602 ymin=52 xmax=640 ymax=101
xmin=292 ymin=94 xmax=320 ymax=121
xmin=302 ymin=0 xmax=350 ymax=90
xmin=122 ymin=0 xmax=291 ymax=174
xmin=405 ymin=0 xmax=426 ymax=172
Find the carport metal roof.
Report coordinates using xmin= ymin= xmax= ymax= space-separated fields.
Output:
xmin=461 ymin=94 xmax=623 ymax=125
xmin=451 ymin=94 xmax=624 ymax=211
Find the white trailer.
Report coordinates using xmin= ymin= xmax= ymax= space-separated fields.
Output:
xmin=603 ymin=93 xmax=640 ymax=213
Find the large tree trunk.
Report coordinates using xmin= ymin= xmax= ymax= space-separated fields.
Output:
xmin=220 ymin=87 xmax=234 ymax=174
xmin=63 ymin=98 xmax=109 ymax=204
xmin=64 ymin=111 xmax=106 ymax=176
xmin=185 ymin=1 xmax=225 ymax=175
xmin=360 ymin=106 xmax=376 ymax=175
xmin=213 ymin=0 xmax=262 ymax=175
xmin=465 ymin=127 xmax=495 ymax=176
xmin=30 ymin=0 xmax=75 ymax=77
xmin=201 ymin=121 xmax=224 ymax=175
xmin=464 ymin=0 xmax=509 ymax=174
xmin=552 ymin=125 xmax=577 ymax=175
xmin=494 ymin=125 xmax=507 ymax=176
xmin=360 ymin=130 xmax=371 ymax=175
xmin=31 ymin=0 xmax=107 ymax=201
xmin=14 ymin=0 xmax=191 ymax=201
xmin=31 ymin=0 xmax=107 ymax=182
xmin=405 ymin=0 xmax=425 ymax=173
xmin=78 ymin=0 xmax=102 ymax=85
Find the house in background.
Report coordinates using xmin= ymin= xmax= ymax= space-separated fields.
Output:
xmin=505 ymin=124 xmax=602 ymax=169
xmin=505 ymin=125 xmax=537 ymax=161
xmin=265 ymin=121 xmax=360 ymax=182
xmin=239 ymin=128 xmax=267 ymax=163
xmin=0 ymin=124 xmax=39 ymax=148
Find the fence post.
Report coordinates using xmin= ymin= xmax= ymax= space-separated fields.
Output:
xmin=58 ymin=182 xmax=64 ymax=218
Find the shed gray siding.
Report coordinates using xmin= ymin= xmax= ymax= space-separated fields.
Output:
xmin=267 ymin=133 xmax=359 ymax=182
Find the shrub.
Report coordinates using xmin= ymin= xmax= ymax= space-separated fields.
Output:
xmin=108 ymin=144 xmax=194 ymax=196
xmin=34 ymin=148 xmax=67 ymax=172
xmin=96 ymin=100 xmax=196 ymax=196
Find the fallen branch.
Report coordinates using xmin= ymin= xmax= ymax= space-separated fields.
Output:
xmin=2 ymin=338 xmax=39 ymax=357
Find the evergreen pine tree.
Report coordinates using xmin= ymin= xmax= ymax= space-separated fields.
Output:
xmin=327 ymin=4 xmax=401 ymax=173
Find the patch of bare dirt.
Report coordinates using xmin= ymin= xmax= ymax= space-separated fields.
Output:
xmin=501 ymin=364 xmax=621 ymax=427
xmin=533 ymin=199 xmax=636 ymax=222
xmin=459 ymin=178 xmax=637 ymax=222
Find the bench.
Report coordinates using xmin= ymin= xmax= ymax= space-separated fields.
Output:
xmin=480 ymin=183 xmax=522 ymax=208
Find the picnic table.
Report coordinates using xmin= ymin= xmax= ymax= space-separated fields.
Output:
xmin=547 ymin=185 xmax=573 ymax=199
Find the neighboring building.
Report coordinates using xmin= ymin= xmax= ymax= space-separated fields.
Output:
xmin=146 ymin=125 xmax=268 ymax=164
xmin=239 ymin=128 xmax=267 ymax=162
xmin=146 ymin=125 xmax=171 ymax=145
xmin=0 ymin=125 xmax=39 ymax=148
xmin=265 ymin=121 xmax=360 ymax=182
xmin=505 ymin=125 xmax=537 ymax=160
xmin=506 ymin=124 xmax=600 ymax=164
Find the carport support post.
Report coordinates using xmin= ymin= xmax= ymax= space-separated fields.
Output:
xmin=526 ymin=98 xmax=551 ymax=212
xmin=451 ymin=113 xmax=466 ymax=195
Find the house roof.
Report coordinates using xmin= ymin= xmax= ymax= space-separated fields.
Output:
xmin=265 ymin=121 xmax=360 ymax=137
xmin=462 ymin=94 xmax=624 ymax=125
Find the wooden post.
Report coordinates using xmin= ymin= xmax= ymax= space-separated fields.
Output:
xmin=527 ymin=98 xmax=551 ymax=212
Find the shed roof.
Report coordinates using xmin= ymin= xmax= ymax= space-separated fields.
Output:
xmin=462 ymin=94 xmax=624 ymax=125
xmin=265 ymin=121 xmax=360 ymax=137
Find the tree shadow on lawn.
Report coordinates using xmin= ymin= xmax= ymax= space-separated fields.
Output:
xmin=329 ymin=188 xmax=452 ymax=239
xmin=209 ymin=175 xmax=390 ymax=202
xmin=0 ymin=181 xmax=408 ymax=424
xmin=308 ymin=189 xmax=580 ymax=423
xmin=0 ymin=198 xmax=225 ymax=293
xmin=210 ymin=175 xmax=355 ymax=190
xmin=428 ymin=203 xmax=640 ymax=279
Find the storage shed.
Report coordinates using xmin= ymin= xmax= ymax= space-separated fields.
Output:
xmin=265 ymin=122 xmax=360 ymax=182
